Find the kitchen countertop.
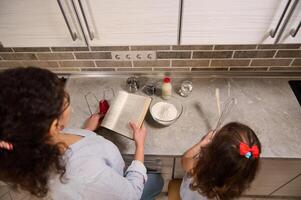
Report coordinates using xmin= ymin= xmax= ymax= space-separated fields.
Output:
xmin=66 ymin=75 xmax=301 ymax=158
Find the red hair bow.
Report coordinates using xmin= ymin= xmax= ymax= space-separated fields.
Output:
xmin=239 ymin=142 xmax=259 ymax=159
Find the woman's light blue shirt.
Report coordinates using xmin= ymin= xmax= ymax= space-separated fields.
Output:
xmin=49 ymin=128 xmax=147 ymax=200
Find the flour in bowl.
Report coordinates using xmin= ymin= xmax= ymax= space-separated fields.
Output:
xmin=151 ymin=102 xmax=178 ymax=121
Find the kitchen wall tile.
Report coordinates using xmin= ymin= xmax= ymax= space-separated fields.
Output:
xmin=0 ymin=47 xmax=13 ymax=52
xmin=0 ymin=61 xmax=23 ymax=68
xmin=269 ymin=66 xmax=301 ymax=71
xmin=13 ymin=47 xmax=50 ymax=52
xmin=0 ymin=53 xmax=37 ymax=60
xmin=91 ymin=46 xmax=129 ymax=51
xmin=153 ymin=67 xmax=190 ymax=71
xmin=51 ymin=47 xmax=89 ymax=52
xmin=258 ymin=44 xmax=301 ymax=49
xmin=250 ymin=59 xmax=292 ymax=66
xmin=229 ymin=67 xmax=268 ymax=71
xmin=116 ymin=67 xmax=153 ymax=71
xmin=275 ymin=50 xmax=301 ymax=58
xmin=214 ymin=45 xmax=256 ymax=50
xmin=157 ymin=51 xmax=191 ymax=59
xmin=191 ymin=67 xmax=228 ymax=71
xmin=234 ymin=50 xmax=276 ymax=58
xmin=131 ymin=45 xmax=170 ymax=50
xmin=96 ymin=61 xmax=131 ymax=68
xmin=193 ymin=51 xmax=233 ymax=59
xmin=22 ymin=61 xmax=59 ymax=68
xmin=81 ymin=67 xmax=115 ymax=72
xmin=1 ymin=44 xmax=301 ymax=73
xmin=210 ymin=59 xmax=250 ymax=66
xmin=172 ymin=60 xmax=210 ymax=67
xmin=48 ymin=67 xmax=80 ymax=72
xmin=133 ymin=60 xmax=169 ymax=67
xmin=59 ymin=61 xmax=95 ymax=67
xmin=74 ymin=52 xmax=112 ymax=59
xmin=37 ymin=53 xmax=74 ymax=60
xmin=172 ymin=45 xmax=213 ymax=50
xmin=292 ymin=59 xmax=301 ymax=66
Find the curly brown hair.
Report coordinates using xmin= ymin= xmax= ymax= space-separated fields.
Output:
xmin=0 ymin=67 xmax=68 ymax=197
xmin=190 ymin=122 xmax=261 ymax=200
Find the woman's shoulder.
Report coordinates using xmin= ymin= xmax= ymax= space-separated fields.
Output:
xmin=62 ymin=128 xmax=122 ymax=163
xmin=63 ymin=128 xmax=97 ymax=137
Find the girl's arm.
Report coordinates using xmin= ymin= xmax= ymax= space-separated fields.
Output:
xmin=181 ymin=131 xmax=214 ymax=172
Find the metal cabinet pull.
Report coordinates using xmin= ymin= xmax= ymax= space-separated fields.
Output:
xmin=177 ymin=0 xmax=184 ymax=45
xmin=78 ymin=0 xmax=94 ymax=40
xmin=290 ymin=21 xmax=301 ymax=37
xmin=71 ymin=0 xmax=90 ymax=48
xmin=57 ymin=0 xmax=77 ymax=41
xmin=275 ymin=0 xmax=299 ymax=43
xmin=270 ymin=0 xmax=292 ymax=38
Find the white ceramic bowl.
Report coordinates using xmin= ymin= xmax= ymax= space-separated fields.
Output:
xmin=150 ymin=96 xmax=183 ymax=126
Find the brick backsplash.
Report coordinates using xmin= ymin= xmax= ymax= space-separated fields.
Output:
xmin=0 ymin=44 xmax=300 ymax=73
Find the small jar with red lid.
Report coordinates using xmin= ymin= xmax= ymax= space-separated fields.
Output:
xmin=162 ymin=77 xmax=172 ymax=99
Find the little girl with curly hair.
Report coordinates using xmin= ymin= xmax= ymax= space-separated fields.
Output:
xmin=181 ymin=122 xmax=261 ymax=200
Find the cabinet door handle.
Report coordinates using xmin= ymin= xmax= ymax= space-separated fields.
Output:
xmin=71 ymin=0 xmax=90 ymax=48
xmin=177 ymin=0 xmax=184 ymax=45
xmin=78 ymin=0 xmax=94 ymax=40
xmin=57 ymin=0 xmax=78 ymax=41
xmin=274 ymin=0 xmax=299 ymax=43
xmin=290 ymin=20 xmax=301 ymax=37
xmin=270 ymin=0 xmax=292 ymax=38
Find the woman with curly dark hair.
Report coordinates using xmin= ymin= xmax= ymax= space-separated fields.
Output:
xmin=180 ymin=122 xmax=261 ymax=200
xmin=0 ymin=67 xmax=163 ymax=200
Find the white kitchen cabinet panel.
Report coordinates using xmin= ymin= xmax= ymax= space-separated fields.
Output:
xmin=0 ymin=0 xmax=86 ymax=47
xmin=76 ymin=0 xmax=179 ymax=45
xmin=278 ymin=1 xmax=301 ymax=44
xmin=245 ymin=159 xmax=301 ymax=196
xmin=272 ymin=174 xmax=301 ymax=196
xmin=173 ymin=157 xmax=301 ymax=196
xmin=181 ymin=0 xmax=290 ymax=44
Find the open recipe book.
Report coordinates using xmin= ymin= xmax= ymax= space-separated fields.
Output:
xmin=101 ymin=91 xmax=152 ymax=139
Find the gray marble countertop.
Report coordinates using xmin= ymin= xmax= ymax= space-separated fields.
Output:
xmin=66 ymin=76 xmax=301 ymax=158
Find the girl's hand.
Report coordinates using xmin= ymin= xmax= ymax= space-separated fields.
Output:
xmin=129 ymin=122 xmax=147 ymax=148
xmin=84 ymin=113 xmax=103 ymax=131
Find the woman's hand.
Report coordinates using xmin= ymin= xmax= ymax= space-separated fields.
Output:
xmin=129 ymin=122 xmax=147 ymax=148
xmin=84 ymin=113 xmax=103 ymax=131
xmin=129 ymin=122 xmax=147 ymax=163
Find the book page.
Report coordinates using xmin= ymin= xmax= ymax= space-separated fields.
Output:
xmin=101 ymin=91 xmax=128 ymax=130
xmin=102 ymin=91 xmax=151 ymax=139
xmin=113 ymin=93 xmax=151 ymax=139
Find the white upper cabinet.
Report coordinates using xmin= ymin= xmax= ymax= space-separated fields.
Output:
xmin=0 ymin=0 xmax=86 ymax=47
xmin=0 ymin=0 xmax=299 ymax=47
xmin=181 ymin=0 xmax=293 ymax=44
xmin=73 ymin=0 xmax=179 ymax=46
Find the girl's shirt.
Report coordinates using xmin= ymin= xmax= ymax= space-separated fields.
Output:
xmin=180 ymin=173 xmax=207 ymax=200
xmin=49 ymin=128 xmax=147 ymax=200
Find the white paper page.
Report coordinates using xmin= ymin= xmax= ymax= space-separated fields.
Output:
xmin=101 ymin=91 xmax=128 ymax=130
xmin=113 ymin=94 xmax=148 ymax=138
